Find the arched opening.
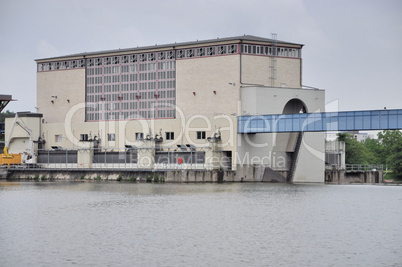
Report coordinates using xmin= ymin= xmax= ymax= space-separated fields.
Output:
xmin=281 ymin=98 xmax=307 ymax=182
xmin=282 ymin=98 xmax=307 ymax=114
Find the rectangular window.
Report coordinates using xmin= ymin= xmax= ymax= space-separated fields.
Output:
xmin=107 ymin=133 xmax=115 ymax=141
xmin=166 ymin=132 xmax=174 ymax=140
xmin=197 ymin=131 xmax=206 ymax=140
xmin=135 ymin=132 xmax=143 ymax=140
xmin=228 ymin=44 xmax=237 ymax=54
xmin=218 ymin=46 xmax=227 ymax=55
xmin=197 ymin=48 xmax=205 ymax=57
xmin=207 ymin=47 xmax=215 ymax=56
xmin=186 ymin=48 xmax=195 ymax=58
xmin=177 ymin=50 xmax=185 ymax=59
xmin=55 ymin=135 xmax=62 ymax=143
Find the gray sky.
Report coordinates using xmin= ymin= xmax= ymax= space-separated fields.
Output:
xmin=1 ymin=0 xmax=401 ymax=113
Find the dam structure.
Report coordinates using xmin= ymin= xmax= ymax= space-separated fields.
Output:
xmin=4 ymin=35 xmax=396 ymax=182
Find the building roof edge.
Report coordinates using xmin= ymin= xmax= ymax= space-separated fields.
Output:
xmin=35 ymin=35 xmax=304 ymax=62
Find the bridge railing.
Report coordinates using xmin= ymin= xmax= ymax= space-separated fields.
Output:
xmin=345 ymin=164 xmax=383 ymax=172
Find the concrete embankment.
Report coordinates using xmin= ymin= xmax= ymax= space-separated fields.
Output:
xmin=325 ymin=170 xmax=383 ymax=184
xmin=3 ymin=169 xmax=236 ymax=182
xmin=1 ymin=167 xmax=384 ymax=184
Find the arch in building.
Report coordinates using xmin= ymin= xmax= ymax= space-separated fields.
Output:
xmin=282 ymin=98 xmax=308 ymax=114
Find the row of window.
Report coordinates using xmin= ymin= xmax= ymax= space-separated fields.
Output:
xmin=86 ymin=90 xmax=176 ymax=102
xmin=56 ymin=131 xmax=206 ymax=143
xmin=87 ymin=71 xmax=176 ymax=85
xmin=37 ymin=43 xmax=301 ymax=72
xmin=106 ymin=131 xmax=205 ymax=142
xmin=86 ymin=99 xmax=176 ymax=110
xmin=86 ymin=109 xmax=176 ymax=121
xmin=85 ymin=51 xmax=176 ymax=121
xmin=240 ymin=44 xmax=300 ymax=58
xmin=87 ymin=62 xmax=176 ymax=76
xmin=87 ymin=81 xmax=176 ymax=94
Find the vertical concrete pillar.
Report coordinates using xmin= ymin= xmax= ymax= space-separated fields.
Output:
xmin=205 ymin=141 xmax=223 ymax=170
xmin=77 ymin=142 xmax=94 ymax=168
xmin=137 ymin=140 xmax=155 ymax=169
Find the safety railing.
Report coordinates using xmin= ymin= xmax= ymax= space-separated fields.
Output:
xmin=345 ymin=164 xmax=383 ymax=172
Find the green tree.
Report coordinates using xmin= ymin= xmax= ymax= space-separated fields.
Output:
xmin=362 ymin=138 xmax=382 ymax=164
xmin=0 ymin=110 xmax=14 ymax=122
xmin=388 ymin=138 xmax=402 ymax=176
xmin=337 ymin=133 xmax=375 ymax=165
xmin=0 ymin=110 xmax=14 ymax=141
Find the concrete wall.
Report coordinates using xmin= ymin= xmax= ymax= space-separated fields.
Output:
xmin=241 ymin=55 xmax=301 ymax=88
xmin=325 ymin=170 xmax=383 ymax=184
xmin=176 ymin=55 xmax=240 ymax=117
xmin=37 ymin=69 xmax=86 ymax=124
xmin=238 ymin=86 xmax=326 ymax=182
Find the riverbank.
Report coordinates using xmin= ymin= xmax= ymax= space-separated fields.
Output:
xmin=1 ymin=167 xmax=385 ymax=184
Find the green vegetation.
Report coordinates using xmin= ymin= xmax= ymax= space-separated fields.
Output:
xmin=116 ymin=174 xmax=122 ymax=181
xmin=338 ymin=130 xmax=402 ymax=178
xmin=1 ymin=110 xmax=14 ymax=141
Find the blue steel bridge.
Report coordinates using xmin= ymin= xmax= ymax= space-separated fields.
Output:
xmin=238 ymin=109 xmax=402 ymax=133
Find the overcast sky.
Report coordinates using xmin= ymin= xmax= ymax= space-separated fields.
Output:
xmin=1 ymin=0 xmax=401 ymax=113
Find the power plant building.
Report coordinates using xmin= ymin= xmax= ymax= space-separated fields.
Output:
xmin=6 ymin=35 xmax=326 ymax=182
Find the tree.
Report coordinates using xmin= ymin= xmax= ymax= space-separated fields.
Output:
xmin=337 ymin=133 xmax=375 ymax=165
xmin=0 ymin=110 xmax=14 ymax=122
xmin=388 ymin=138 xmax=402 ymax=175
xmin=362 ymin=138 xmax=382 ymax=164
xmin=0 ymin=110 xmax=15 ymax=141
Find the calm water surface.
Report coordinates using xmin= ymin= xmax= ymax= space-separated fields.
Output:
xmin=0 ymin=181 xmax=401 ymax=266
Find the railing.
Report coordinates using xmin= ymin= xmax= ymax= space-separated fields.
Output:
xmin=345 ymin=164 xmax=383 ymax=172
xmin=7 ymin=147 xmax=214 ymax=171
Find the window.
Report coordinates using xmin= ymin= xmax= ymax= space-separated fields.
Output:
xmin=135 ymin=132 xmax=143 ymax=140
xmin=130 ymin=55 xmax=137 ymax=63
xmin=218 ymin=45 xmax=227 ymax=55
xmin=166 ymin=132 xmax=174 ymax=140
xmin=158 ymin=52 xmax=165 ymax=60
xmin=80 ymin=134 xmax=88 ymax=141
xmin=207 ymin=47 xmax=215 ymax=56
xmin=86 ymin=49 xmax=176 ymax=122
xmin=228 ymin=44 xmax=237 ymax=54
xmin=108 ymin=133 xmax=115 ymax=141
xmin=167 ymin=51 xmax=175 ymax=59
xmin=186 ymin=49 xmax=195 ymax=58
xmin=197 ymin=48 xmax=205 ymax=57
xmin=197 ymin=131 xmax=206 ymax=140
xmin=177 ymin=50 xmax=185 ymax=59
xmin=148 ymin=53 xmax=156 ymax=61
xmin=55 ymin=135 xmax=62 ymax=143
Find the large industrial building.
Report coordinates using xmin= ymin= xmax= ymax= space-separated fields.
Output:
xmin=5 ymin=35 xmax=326 ymax=182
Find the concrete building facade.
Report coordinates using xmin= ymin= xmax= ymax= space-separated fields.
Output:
xmin=6 ymin=35 xmax=326 ymax=182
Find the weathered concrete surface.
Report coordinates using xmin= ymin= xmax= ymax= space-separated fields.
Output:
xmin=4 ymin=168 xmax=383 ymax=184
xmin=325 ymin=170 xmax=383 ymax=184
xmin=4 ymin=169 xmax=236 ymax=182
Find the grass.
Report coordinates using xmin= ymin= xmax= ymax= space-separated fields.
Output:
xmin=384 ymin=172 xmax=402 ymax=181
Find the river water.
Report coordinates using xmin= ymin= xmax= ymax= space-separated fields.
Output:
xmin=0 ymin=181 xmax=401 ymax=266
